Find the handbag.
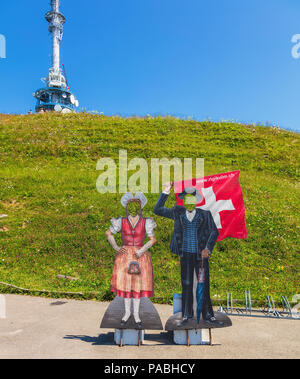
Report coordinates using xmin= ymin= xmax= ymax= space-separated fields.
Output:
xmin=127 ymin=260 xmax=141 ymax=275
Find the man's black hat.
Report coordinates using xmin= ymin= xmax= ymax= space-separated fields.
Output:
xmin=178 ymin=187 xmax=203 ymax=203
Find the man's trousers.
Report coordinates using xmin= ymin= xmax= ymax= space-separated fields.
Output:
xmin=180 ymin=251 xmax=214 ymax=320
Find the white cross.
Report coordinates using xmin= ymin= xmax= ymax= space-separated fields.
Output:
xmin=197 ymin=186 xmax=235 ymax=229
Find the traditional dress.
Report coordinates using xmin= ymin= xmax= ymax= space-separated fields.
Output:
xmin=109 ymin=216 xmax=156 ymax=299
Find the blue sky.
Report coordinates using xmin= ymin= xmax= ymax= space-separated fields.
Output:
xmin=0 ymin=0 xmax=300 ymax=131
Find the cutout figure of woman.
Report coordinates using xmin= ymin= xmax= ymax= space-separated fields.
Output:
xmin=105 ymin=192 xmax=157 ymax=329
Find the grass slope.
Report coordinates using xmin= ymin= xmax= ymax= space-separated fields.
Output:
xmin=0 ymin=113 xmax=299 ymax=304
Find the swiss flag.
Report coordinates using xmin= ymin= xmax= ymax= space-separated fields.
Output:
xmin=174 ymin=171 xmax=248 ymax=241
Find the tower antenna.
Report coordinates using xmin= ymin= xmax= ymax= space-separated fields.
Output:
xmin=33 ymin=0 xmax=79 ymax=113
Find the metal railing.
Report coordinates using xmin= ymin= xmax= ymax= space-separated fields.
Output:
xmin=218 ymin=291 xmax=299 ymax=320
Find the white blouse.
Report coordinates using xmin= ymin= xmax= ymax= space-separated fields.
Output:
xmin=109 ymin=217 xmax=157 ymax=237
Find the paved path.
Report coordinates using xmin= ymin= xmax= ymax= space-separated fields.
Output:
xmin=0 ymin=294 xmax=299 ymax=359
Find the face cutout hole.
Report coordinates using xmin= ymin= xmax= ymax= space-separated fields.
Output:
xmin=126 ymin=200 xmax=141 ymax=217
xmin=183 ymin=194 xmax=197 ymax=211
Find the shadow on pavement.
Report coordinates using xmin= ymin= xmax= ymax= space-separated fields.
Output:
xmin=144 ymin=331 xmax=174 ymax=345
xmin=64 ymin=332 xmax=114 ymax=345
xmin=63 ymin=331 xmax=174 ymax=346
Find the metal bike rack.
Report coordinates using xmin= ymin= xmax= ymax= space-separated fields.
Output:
xmin=218 ymin=290 xmax=300 ymax=320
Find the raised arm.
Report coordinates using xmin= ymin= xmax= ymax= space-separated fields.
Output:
xmin=153 ymin=182 xmax=175 ymax=220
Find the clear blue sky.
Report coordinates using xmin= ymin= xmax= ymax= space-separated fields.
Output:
xmin=0 ymin=0 xmax=300 ymax=131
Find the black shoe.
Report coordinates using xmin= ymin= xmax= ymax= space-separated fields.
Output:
xmin=203 ymin=316 xmax=224 ymax=326
xmin=135 ymin=321 xmax=142 ymax=330
xmin=120 ymin=318 xmax=129 ymax=327
xmin=177 ymin=317 xmax=190 ymax=327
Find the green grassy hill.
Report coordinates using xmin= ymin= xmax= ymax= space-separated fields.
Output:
xmin=0 ymin=113 xmax=299 ymax=305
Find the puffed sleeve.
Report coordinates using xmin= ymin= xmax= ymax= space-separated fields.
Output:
xmin=109 ymin=217 xmax=122 ymax=234
xmin=145 ymin=217 xmax=157 ymax=237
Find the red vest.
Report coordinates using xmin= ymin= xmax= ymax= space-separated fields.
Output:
xmin=121 ymin=217 xmax=146 ymax=247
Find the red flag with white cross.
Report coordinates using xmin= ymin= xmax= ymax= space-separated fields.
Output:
xmin=174 ymin=171 xmax=248 ymax=241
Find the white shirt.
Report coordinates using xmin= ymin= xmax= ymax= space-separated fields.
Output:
xmin=186 ymin=209 xmax=196 ymax=222
xmin=109 ymin=217 xmax=157 ymax=237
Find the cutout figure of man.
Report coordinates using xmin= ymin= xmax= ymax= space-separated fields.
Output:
xmin=154 ymin=182 xmax=223 ymax=326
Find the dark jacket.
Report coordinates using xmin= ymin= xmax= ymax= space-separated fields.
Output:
xmin=154 ymin=192 xmax=219 ymax=260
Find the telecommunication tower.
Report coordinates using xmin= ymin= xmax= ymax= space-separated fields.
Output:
xmin=33 ymin=0 xmax=79 ymax=113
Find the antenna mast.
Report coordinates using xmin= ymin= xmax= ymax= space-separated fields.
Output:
xmin=47 ymin=0 xmax=65 ymax=75
xmin=33 ymin=0 xmax=79 ymax=113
